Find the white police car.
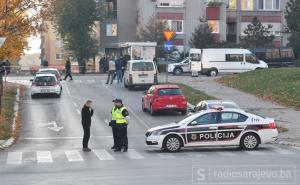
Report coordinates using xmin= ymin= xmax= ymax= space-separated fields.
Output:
xmin=145 ymin=108 xmax=278 ymax=152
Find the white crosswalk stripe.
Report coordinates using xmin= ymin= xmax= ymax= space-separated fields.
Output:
xmin=7 ymin=152 xmax=22 ymax=165
xmin=65 ymin=150 xmax=84 ymax=162
xmin=217 ymin=151 xmax=238 ymax=156
xmin=244 ymin=151 xmax=267 ymax=155
xmin=157 ymin=153 xmax=175 ymax=159
xmin=74 ymin=80 xmax=82 ymax=83
xmin=36 ymin=151 xmax=53 ymax=163
xmin=126 ymin=149 xmax=145 ymax=159
xmin=93 ymin=149 xmax=115 ymax=161
xmin=87 ymin=80 xmax=96 ymax=84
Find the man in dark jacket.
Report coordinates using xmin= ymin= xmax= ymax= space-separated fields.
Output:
xmin=64 ymin=59 xmax=73 ymax=81
xmin=81 ymin=100 xmax=94 ymax=152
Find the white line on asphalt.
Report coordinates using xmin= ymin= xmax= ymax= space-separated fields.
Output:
xmin=73 ymin=102 xmax=78 ymax=107
xmin=157 ymin=153 xmax=175 ymax=159
xmin=272 ymin=148 xmax=296 ymax=155
xmin=244 ymin=151 xmax=267 ymax=155
xmin=22 ymin=135 xmax=144 ymax=140
xmin=65 ymin=83 xmax=72 ymax=96
xmin=93 ymin=149 xmax=115 ymax=160
xmin=217 ymin=152 xmax=238 ymax=156
xmin=126 ymin=149 xmax=145 ymax=159
xmin=87 ymin=80 xmax=95 ymax=84
xmin=77 ymin=109 xmax=81 ymax=115
xmin=7 ymin=152 xmax=22 ymax=165
xmin=65 ymin=150 xmax=84 ymax=162
xmin=36 ymin=151 xmax=53 ymax=163
xmin=74 ymin=80 xmax=82 ymax=83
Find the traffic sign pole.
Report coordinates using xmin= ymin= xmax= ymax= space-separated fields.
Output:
xmin=162 ymin=30 xmax=175 ymax=84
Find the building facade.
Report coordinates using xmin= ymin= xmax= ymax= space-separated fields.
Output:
xmin=100 ymin=0 xmax=288 ymax=54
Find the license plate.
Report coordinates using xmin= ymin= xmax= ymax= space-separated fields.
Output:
xmin=166 ymin=105 xmax=176 ymax=108
xmin=41 ymin=89 xmax=50 ymax=93
xmin=139 ymin=74 xmax=148 ymax=78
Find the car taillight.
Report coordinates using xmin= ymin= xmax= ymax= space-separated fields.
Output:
xmin=269 ymin=122 xmax=277 ymax=129
xmin=129 ymin=74 xmax=133 ymax=83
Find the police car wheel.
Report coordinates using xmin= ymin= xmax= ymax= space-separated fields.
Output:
xmin=240 ymin=133 xmax=260 ymax=150
xmin=163 ymin=135 xmax=182 ymax=152
xmin=173 ymin=68 xmax=182 ymax=76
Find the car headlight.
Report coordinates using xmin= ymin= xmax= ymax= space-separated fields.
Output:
xmin=152 ymin=130 xmax=161 ymax=136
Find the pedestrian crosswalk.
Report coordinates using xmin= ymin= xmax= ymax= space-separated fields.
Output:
xmin=1 ymin=146 xmax=298 ymax=165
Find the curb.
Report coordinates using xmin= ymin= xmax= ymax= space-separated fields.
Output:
xmin=0 ymin=87 xmax=20 ymax=149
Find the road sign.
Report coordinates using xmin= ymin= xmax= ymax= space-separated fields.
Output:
xmin=164 ymin=41 xmax=173 ymax=51
xmin=163 ymin=31 xmax=175 ymax=41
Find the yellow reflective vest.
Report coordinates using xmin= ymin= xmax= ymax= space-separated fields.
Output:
xmin=112 ymin=107 xmax=128 ymax=124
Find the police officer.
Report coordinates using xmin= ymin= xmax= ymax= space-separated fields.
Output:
xmin=110 ymin=100 xmax=118 ymax=150
xmin=113 ymin=99 xmax=129 ymax=152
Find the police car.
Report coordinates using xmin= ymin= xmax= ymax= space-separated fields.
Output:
xmin=145 ymin=107 xmax=278 ymax=152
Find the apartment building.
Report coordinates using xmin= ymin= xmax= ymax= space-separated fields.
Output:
xmin=100 ymin=0 xmax=288 ymax=54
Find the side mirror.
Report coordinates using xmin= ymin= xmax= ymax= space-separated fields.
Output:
xmin=190 ymin=121 xmax=197 ymax=126
xmin=30 ymin=79 xmax=33 ymax=82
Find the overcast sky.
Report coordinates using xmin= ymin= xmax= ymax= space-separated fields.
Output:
xmin=24 ymin=36 xmax=41 ymax=55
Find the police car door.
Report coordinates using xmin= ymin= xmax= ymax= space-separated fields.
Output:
xmin=216 ymin=111 xmax=248 ymax=145
xmin=185 ymin=112 xmax=219 ymax=147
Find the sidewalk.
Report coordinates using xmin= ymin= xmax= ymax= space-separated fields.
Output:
xmin=166 ymin=74 xmax=300 ymax=146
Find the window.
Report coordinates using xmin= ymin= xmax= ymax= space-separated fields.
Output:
xmin=132 ymin=62 xmax=154 ymax=71
xmin=192 ymin=113 xmax=219 ymax=125
xmin=171 ymin=20 xmax=183 ymax=33
xmin=106 ymin=24 xmax=117 ymax=36
xmin=258 ymin=0 xmax=280 ymax=10
xmin=226 ymin=54 xmax=243 ymax=62
xmin=35 ymin=76 xmax=56 ymax=83
xmin=56 ymin=53 xmax=64 ymax=60
xmin=190 ymin=53 xmax=201 ymax=61
xmin=208 ymin=20 xmax=219 ymax=33
xmin=220 ymin=112 xmax=248 ymax=123
xmin=245 ymin=54 xmax=259 ymax=64
xmin=157 ymin=88 xmax=182 ymax=96
xmin=229 ymin=0 xmax=237 ymax=9
xmin=241 ymin=0 xmax=253 ymax=10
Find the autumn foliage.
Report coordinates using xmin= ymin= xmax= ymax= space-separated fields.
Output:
xmin=0 ymin=0 xmax=51 ymax=63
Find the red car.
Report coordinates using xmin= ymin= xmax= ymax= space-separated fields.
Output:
xmin=142 ymin=84 xmax=188 ymax=115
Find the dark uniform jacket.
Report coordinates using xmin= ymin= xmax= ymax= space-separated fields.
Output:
xmin=81 ymin=105 xmax=94 ymax=128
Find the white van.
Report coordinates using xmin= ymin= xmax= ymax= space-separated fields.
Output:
xmin=124 ymin=60 xmax=158 ymax=90
xmin=189 ymin=48 xmax=268 ymax=77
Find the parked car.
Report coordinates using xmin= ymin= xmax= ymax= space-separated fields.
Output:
xmin=189 ymin=100 xmax=240 ymax=115
xmin=124 ymin=60 xmax=158 ymax=90
xmin=30 ymin=74 xmax=62 ymax=98
xmin=167 ymin=57 xmax=191 ymax=75
xmin=145 ymin=107 xmax=278 ymax=152
xmin=189 ymin=48 xmax=268 ymax=77
xmin=250 ymin=47 xmax=295 ymax=67
xmin=142 ymin=84 xmax=188 ymax=115
xmin=36 ymin=68 xmax=62 ymax=81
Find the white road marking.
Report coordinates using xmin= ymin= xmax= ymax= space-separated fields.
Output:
xmin=7 ymin=152 xmax=22 ymax=164
xmin=77 ymin=109 xmax=81 ymax=115
xmin=93 ymin=149 xmax=115 ymax=160
xmin=244 ymin=151 xmax=267 ymax=155
xmin=157 ymin=153 xmax=175 ymax=159
xmin=217 ymin=151 xmax=238 ymax=156
xmin=73 ymin=102 xmax=78 ymax=107
xmin=46 ymin=121 xmax=63 ymax=132
xmin=272 ymin=148 xmax=296 ymax=155
xmin=87 ymin=80 xmax=96 ymax=84
xmin=36 ymin=151 xmax=53 ymax=163
xmin=74 ymin=80 xmax=82 ymax=83
xmin=65 ymin=150 xmax=84 ymax=162
xmin=126 ymin=149 xmax=145 ymax=159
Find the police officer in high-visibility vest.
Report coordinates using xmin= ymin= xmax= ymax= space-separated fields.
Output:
xmin=109 ymin=100 xmax=118 ymax=150
xmin=113 ymin=99 xmax=129 ymax=152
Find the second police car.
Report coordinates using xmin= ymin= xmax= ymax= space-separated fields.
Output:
xmin=145 ymin=107 xmax=278 ymax=152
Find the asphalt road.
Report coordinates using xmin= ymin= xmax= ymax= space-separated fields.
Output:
xmin=1 ymin=75 xmax=299 ymax=185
